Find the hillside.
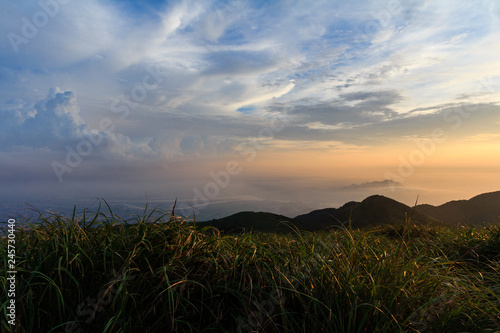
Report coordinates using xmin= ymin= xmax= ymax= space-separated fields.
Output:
xmin=203 ymin=211 xmax=294 ymax=233
xmin=204 ymin=192 xmax=500 ymax=233
xmin=293 ymin=195 xmax=439 ymax=231
xmin=416 ymin=191 xmax=500 ymax=226
xmin=3 ymin=209 xmax=500 ymax=332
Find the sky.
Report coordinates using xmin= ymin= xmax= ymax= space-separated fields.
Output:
xmin=1 ymin=0 xmax=500 ymax=218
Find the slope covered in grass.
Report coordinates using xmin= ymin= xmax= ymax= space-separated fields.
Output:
xmin=202 ymin=211 xmax=293 ymax=233
xmin=416 ymin=191 xmax=500 ymax=226
xmin=294 ymin=195 xmax=440 ymax=230
xmin=1 ymin=203 xmax=500 ymax=332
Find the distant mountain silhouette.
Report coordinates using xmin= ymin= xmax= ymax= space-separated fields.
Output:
xmin=416 ymin=191 xmax=500 ymax=226
xmin=202 ymin=192 xmax=500 ymax=233
xmin=205 ymin=211 xmax=293 ymax=233
xmin=342 ymin=180 xmax=402 ymax=190
xmin=293 ymin=195 xmax=439 ymax=231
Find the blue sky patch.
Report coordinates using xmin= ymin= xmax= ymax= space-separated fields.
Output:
xmin=236 ymin=105 xmax=256 ymax=114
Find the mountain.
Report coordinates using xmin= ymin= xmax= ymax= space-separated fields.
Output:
xmin=293 ymin=195 xmax=439 ymax=231
xmin=203 ymin=211 xmax=294 ymax=233
xmin=416 ymin=191 xmax=500 ymax=226
xmin=203 ymin=192 xmax=500 ymax=233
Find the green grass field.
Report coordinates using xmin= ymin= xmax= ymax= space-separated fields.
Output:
xmin=2 ymin=203 xmax=500 ymax=332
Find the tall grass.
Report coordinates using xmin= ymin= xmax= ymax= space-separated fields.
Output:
xmin=1 ymin=202 xmax=499 ymax=332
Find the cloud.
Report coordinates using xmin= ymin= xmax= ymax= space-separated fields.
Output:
xmin=0 ymin=0 xmax=499 ymax=208
xmin=285 ymin=90 xmax=402 ymax=127
xmin=23 ymin=89 xmax=86 ymax=145
xmin=7 ymin=89 xmax=493 ymax=164
xmin=342 ymin=180 xmax=402 ymax=190
xmin=0 ymin=88 xmax=159 ymax=161
xmin=0 ymin=88 xmax=83 ymax=150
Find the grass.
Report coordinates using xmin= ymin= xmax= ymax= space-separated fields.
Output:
xmin=1 ymin=201 xmax=500 ymax=332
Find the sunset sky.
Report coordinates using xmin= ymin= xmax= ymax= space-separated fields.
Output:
xmin=1 ymin=0 xmax=500 ymax=218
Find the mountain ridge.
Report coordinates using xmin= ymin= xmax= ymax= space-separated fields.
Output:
xmin=415 ymin=190 xmax=500 ymax=226
xmin=293 ymin=195 xmax=440 ymax=231
xmin=203 ymin=191 xmax=500 ymax=232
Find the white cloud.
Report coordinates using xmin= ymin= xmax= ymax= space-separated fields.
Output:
xmin=0 ymin=88 xmax=84 ymax=149
xmin=0 ymin=88 xmax=158 ymax=161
